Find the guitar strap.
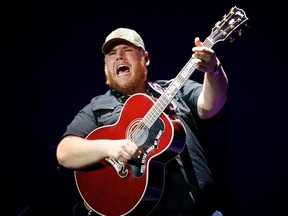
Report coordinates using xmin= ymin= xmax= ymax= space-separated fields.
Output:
xmin=148 ymin=80 xmax=179 ymax=113
xmin=177 ymin=146 xmax=201 ymax=203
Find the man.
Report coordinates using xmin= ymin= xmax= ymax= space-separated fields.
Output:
xmin=56 ymin=27 xmax=228 ymax=216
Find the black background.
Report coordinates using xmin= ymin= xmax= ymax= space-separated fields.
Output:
xmin=3 ymin=0 xmax=287 ymax=215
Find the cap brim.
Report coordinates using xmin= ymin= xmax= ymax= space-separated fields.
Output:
xmin=102 ymin=38 xmax=133 ymax=54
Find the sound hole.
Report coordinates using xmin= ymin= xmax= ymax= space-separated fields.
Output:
xmin=127 ymin=120 xmax=149 ymax=147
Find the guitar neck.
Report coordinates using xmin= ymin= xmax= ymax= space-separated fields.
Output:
xmin=142 ymin=4 xmax=249 ymax=128
xmin=143 ymin=38 xmax=214 ymax=129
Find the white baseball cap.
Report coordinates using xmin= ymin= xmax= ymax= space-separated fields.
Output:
xmin=102 ymin=27 xmax=145 ymax=54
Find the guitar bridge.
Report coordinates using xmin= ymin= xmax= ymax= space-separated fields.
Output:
xmin=105 ymin=157 xmax=129 ymax=178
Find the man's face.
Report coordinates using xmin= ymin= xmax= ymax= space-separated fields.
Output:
xmin=104 ymin=42 xmax=148 ymax=95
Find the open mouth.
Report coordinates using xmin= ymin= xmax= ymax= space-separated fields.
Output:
xmin=117 ymin=65 xmax=130 ymax=75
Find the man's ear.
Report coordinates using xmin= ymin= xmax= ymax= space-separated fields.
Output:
xmin=144 ymin=51 xmax=150 ymax=66
xmin=104 ymin=65 xmax=110 ymax=85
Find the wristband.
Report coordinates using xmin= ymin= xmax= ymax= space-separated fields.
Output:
xmin=209 ymin=63 xmax=222 ymax=76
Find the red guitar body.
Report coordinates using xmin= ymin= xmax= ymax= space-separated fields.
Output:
xmin=74 ymin=93 xmax=186 ymax=216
